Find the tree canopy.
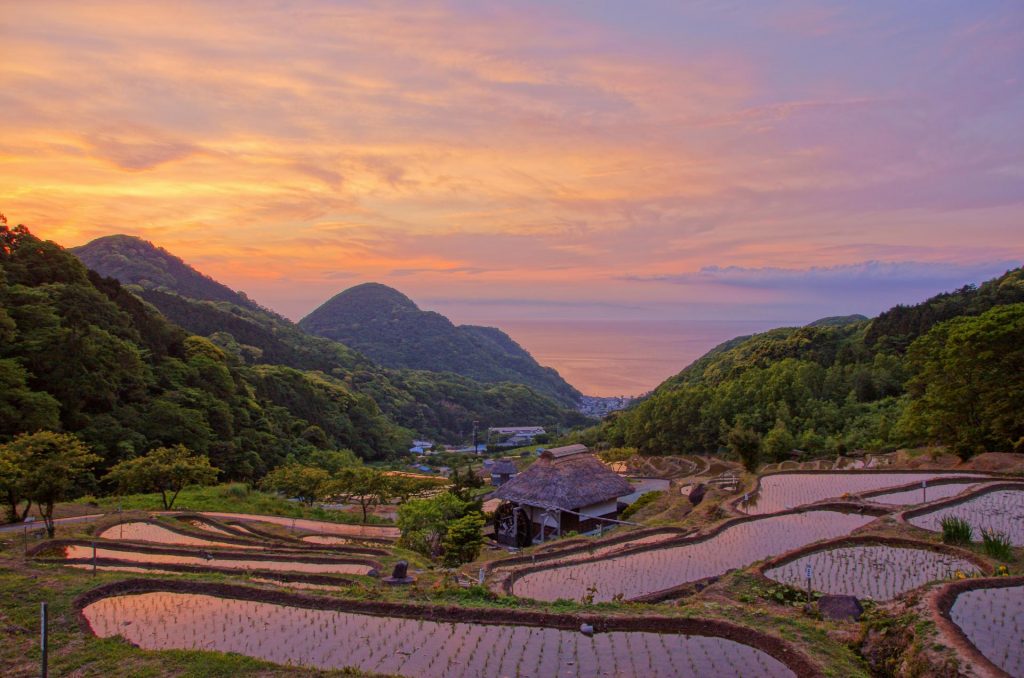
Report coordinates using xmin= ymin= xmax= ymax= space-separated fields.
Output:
xmin=0 ymin=431 xmax=99 ymax=535
xmin=104 ymin=444 xmax=219 ymax=510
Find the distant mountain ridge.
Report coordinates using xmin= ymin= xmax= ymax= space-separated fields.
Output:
xmin=299 ymin=283 xmax=582 ymax=406
xmin=73 ymin=235 xmax=261 ymax=311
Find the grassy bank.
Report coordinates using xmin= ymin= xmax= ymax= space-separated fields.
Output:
xmin=73 ymin=483 xmax=393 ymax=525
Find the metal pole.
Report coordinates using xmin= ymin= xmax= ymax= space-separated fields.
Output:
xmin=922 ymin=480 xmax=927 ymax=504
xmin=805 ymin=564 xmax=813 ymax=605
xmin=92 ymin=541 xmax=97 ymax=576
xmin=40 ymin=601 xmax=48 ymax=678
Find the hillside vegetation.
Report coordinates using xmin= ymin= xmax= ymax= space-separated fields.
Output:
xmin=589 ymin=268 xmax=1024 ymax=461
xmin=71 ymin=235 xmax=589 ymax=443
xmin=300 ymin=282 xmax=581 ymax=406
xmin=1 ymin=222 xmax=406 ymax=478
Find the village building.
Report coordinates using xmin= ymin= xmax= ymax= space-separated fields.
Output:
xmin=491 ymin=444 xmax=633 ymax=546
xmin=489 ymin=460 xmax=518 ymax=486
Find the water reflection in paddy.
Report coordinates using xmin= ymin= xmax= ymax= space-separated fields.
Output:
xmin=97 ymin=522 xmax=252 ymax=549
xmin=868 ymin=482 xmax=987 ymax=506
xmin=950 ymin=585 xmax=1024 ymax=677
xmin=908 ymin=489 xmax=1024 ymax=545
xmin=741 ymin=473 xmax=986 ymax=515
xmin=83 ymin=592 xmax=796 ymax=678
xmin=513 ymin=511 xmax=875 ymax=602
xmin=63 ymin=545 xmax=374 ymax=575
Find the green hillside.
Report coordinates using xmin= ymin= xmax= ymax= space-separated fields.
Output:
xmin=0 ymin=223 xmax=407 ymax=478
xmin=69 ymin=235 xmax=588 ymax=443
xmin=299 ymin=283 xmax=581 ymax=406
xmin=590 ymin=268 xmax=1024 ymax=461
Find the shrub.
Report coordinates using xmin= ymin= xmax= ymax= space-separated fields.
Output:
xmin=940 ymin=516 xmax=973 ymax=545
xmin=620 ymin=491 xmax=664 ymax=520
xmin=981 ymin=529 xmax=1014 ymax=562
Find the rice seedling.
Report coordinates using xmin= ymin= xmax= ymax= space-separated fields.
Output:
xmin=940 ymin=516 xmax=973 ymax=545
xmin=82 ymin=591 xmax=799 ymax=676
xmin=981 ymin=529 xmax=1014 ymax=562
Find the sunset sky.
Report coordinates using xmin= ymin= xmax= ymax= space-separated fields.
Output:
xmin=3 ymin=1 xmax=1023 ymax=395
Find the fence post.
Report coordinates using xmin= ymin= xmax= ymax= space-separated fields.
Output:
xmin=40 ymin=601 xmax=48 ymax=678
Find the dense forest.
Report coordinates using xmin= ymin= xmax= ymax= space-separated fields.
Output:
xmin=0 ymin=221 xmax=414 ymax=481
xmin=583 ymin=268 xmax=1024 ymax=461
xmin=299 ymin=282 xmax=581 ymax=406
xmin=71 ymin=233 xmax=589 ymax=445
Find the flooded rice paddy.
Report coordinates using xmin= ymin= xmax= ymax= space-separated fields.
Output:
xmin=199 ymin=513 xmax=399 ymax=539
xmin=764 ymin=545 xmax=979 ymax=601
xmin=513 ymin=511 xmax=875 ymax=602
xmin=83 ymin=592 xmax=796 ymax=677
xmin=63 ymin=545 xmax=374 ymax=575
xmin=907 ymin=489 xmax=1024 ymax=545
xmin=97 ymin=522 xmax=251 ymax=549
xmin=950 ymin=585 xmax=1024 ymax=677
xmin=867 ymin=482 xmax=986 ymax=506
xmin=741 ymin=473 xmax=985 ymax=515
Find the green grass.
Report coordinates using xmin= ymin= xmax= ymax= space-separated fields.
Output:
xmin=981 ymin=529 xmax=1014 ymax=562
xmin=940 ymin=516 xmax=973 ymax=545
xmin=74 ymin=483 xmax=393 ymax=525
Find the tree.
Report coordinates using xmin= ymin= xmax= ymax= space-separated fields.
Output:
xmin=261 ymin=463 xmax=330 ymax=506
xmin=397 ymin=491 xmax=475 ymax=558
xmin=441 ymin=512 xmax=485 ymax=567
xmin=727 ymin=424 xmax=762 ymax=473
xmin=762 ymin=419 xmax=795 ymax=462
xmin=329 ymin=467 xmax=393 ymax=523
xmin=104 ymin=444 xmax=219 ymax=510
xmin=0 ymin=453 xmax=31 ymax=523
xmin=0 ymin=432 xmax=99 ymax=536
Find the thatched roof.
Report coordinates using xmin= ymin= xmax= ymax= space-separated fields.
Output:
xmin=546 ymin=443 xmax=589 ymax=459
xmin=492 ymin=450 xmax=633 ymax=510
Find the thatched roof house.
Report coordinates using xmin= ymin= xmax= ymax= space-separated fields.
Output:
xmin=492 ymin=447 xmax=633 ymax=545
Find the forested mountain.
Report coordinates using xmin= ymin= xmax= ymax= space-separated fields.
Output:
xmin=299 ymin=283 xmax=581 ymax=406
xmin=73 ymin=235 xmax=260 ymax=311
xmin=69 ymin=235 xmax=588 ymax=444
xmin=1 ymin=222 xmax=406 ymax=479
xmin=589 ymin=268 xmax=1024 ymax=461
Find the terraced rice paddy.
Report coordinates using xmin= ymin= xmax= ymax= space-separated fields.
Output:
xmin=950 ymin=584 xmax=1024 ymax=677
xmin=764 ymin=545 xmax=979 ymax=600
xmin=300 ymin=535 xmax=355 ymax=546
xmin=200 ymin=512 xmax=399 ymax=539
xmin=512 ymin=511 xmax=875 ymax=602
xmin=97 ymin=522 xmax=252 ymax=549
xmin=63 ymin=545 xmax=375 ymax=575
xmin=185 ymin=520 xmax=239 ymax=536
xmin=741 ymin=473 xmax=985 ymax=515
xmin=908 ymin=489 xmax=1024 ymax=545
xmin=83 ymin=592 xmax=796 ymax=677
xmin=868 ymin=482 xmax=986 ymax=506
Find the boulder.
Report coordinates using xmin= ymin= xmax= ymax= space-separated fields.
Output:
xmin=818 ymin=594 xmax=863 ymax=621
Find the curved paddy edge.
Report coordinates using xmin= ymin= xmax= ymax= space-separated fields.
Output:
xmin=928 ymin=576 xmax=1024 ymax=678
xmin=73 ymin=578 xmax=824 ymax=678
xmin=755 ymin=535 xmax=992 ymax=579
xmin=499 ymin=503 xmax=887 ymax=599
xmin=898 ymin=482 xmax=1024 ymax=524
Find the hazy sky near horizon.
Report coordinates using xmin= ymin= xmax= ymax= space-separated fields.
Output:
xmin=3 ymin=1 xmax=1023 ymax=394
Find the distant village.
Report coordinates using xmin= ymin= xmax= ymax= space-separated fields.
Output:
xmin=575 ymin=394 xmax=640 ymax=418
